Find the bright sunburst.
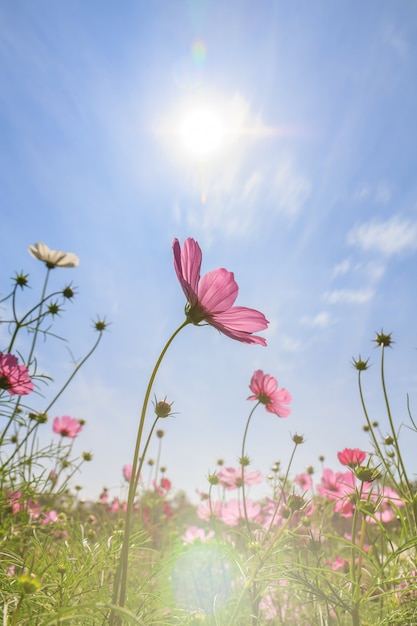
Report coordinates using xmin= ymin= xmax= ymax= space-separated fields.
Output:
xmin=178 ymin=107 xmax=226 ymax=159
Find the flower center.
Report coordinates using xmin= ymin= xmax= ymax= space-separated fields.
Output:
xmin=0 ymin=376 xmax=11 ymax=390
xmin=258 ymin=393 xmax=271 ymax=405
xmin=186 ymin=302 xmax=209 ymax=325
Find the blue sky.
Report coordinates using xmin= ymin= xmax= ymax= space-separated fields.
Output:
xmin=1 ymin=1 xmax=417 ymax=503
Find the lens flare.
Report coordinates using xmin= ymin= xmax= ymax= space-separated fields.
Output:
xmin=179 ymin=107 xmax=225 ymax=159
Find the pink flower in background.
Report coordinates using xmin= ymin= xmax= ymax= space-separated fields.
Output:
xmin=0 ymin=353 xmax=34 ymax=396
xmin=52 ymin=416 xmax=83 ymax=438
xmin=217 ymin=466 xmax=263 ymax=490
xmin=107 ymin=498 xmax=127 ymax=513
xmin=99 ymin=490 xmax=109 ymax=504
xmin=219 ymin=498 xmax=261 ymax=526
xmin=366 ymin=486 xmax=405 ymax=524
xmin=295 ymin=473 xmax=313 ymax=492
xmin=122 ymin=464 xmax=141 ymax=484
xmin=153 ymin=477 xmax=172 ymax=496
xmin=123 ymin=465 xmax=133 ymax=482
xmin=173 ymin=237 xmax=269 ymax=345
xmin=182 ymin=525 xmax=215 ymax=544
xmin=41 ymin=510 xmax=60 ymax=524
xmin=317 ymin=469 xmax=356 ymax=501
xmin=7 ymin=491 xmax=23 ymax=515
xmin=196 ymin=499 xmax=222 ymax=521
xmin=337 ymin=448 xmax=367 ymax=467
xmin=327 ymin=557 xmax=350 ymax=572
xmin=248 ymin=370 xmax=292 ymax=417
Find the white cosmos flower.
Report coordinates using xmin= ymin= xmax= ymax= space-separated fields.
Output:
xmin=28 ymin=242 xmax=79 ymax=268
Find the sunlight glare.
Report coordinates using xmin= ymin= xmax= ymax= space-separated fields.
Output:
xmin=179 ymin=107 xmax=226 ymax=159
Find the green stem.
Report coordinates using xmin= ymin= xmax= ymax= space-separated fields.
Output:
xmin=241 ymin=402 xmax=259 ymax=539
xmin=44 ymin=330 xmax=104 ymax=414
xmin=26 ymin=268 xmax=51 ymax=366
xmin=110 ymin=319 xmax=190 ymax=622
xmin=357 ymin=370 xmax=398 ymax=489
xmin=380 ymin=346 xmax=412 ymax=495
xmin=265 ymin=440 xmax=299 ymax=539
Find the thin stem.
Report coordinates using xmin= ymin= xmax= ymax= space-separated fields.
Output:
xmin=357 ymin=370 xmax=398 ymax=489
xmin=265 ymin=440 xmax=299 ymax=539
xmin=44 ymin=330 xmax=104 ymax=414
xmin=25 ymin=268 xmax=51 ymax=366
xmin=380 ymin=346 xmax=412 ymax=495
xmin=241 ymin=402 xmax=260 ymax=538
xmin=110 ymin=319 xmax=189 ymax=622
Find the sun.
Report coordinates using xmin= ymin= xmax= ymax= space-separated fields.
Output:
xmin=178 ymin=107 xmax=226 ymax=159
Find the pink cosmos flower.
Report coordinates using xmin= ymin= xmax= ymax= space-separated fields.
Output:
xmin=122 ymin=464 xmax=141 ymax=484
xmin=327 ymin=557 xmax=350 ymax=572
xmin=182 ymin=525 xmax=215 ymax=545
xmin=41 ymin=510 xmax=60 ymax=524
xmin=248 ymin=370 xmax=292 ymax=417
xmin=52 ymin=416 xmax=83 ymax=438
xmin=173 ymin=237 xmax=269 ymax=345
xmin=0 ymin=353 xmax=34 ymax=396
xmin=337 ymin=448 xmax=367 ymax=467
xmin=219 ymin=497 xmax=261 ymax=526
xmin=7 ymin=491 xmax=23 ymax=515
xmin=366 ymin=485 xmax=404 ymax=524
xmin=294 ymin=472 xmax=313 ymax=492
xmin=217 ymin=466 xmax=263 ymax=490
xmin=196 ymin=499 xmax=222 ymax=521
xmin=153 ymin=477 xmax=172 ymax=496
xmin=317 ymin=468 xmax=356 ymax=501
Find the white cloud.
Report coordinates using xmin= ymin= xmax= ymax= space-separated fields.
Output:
xmin=324 ymin=289 xmax=374 ymax=304
xmin=267 ymin=157 xmax=311 ymax=218
xmin=281 ymin=334 xmax=303 ymax=352
xmin=364 ymin=261 xmax=386 ymax=282
xmin=348 ymin=215 xmax=417 ymax=256
xmin=301 ymin=311 xmax=331 ymax=328
xmin=353 ymin=182 xmax=391 ymax=205
xmin=332 ymin=258 xmax=351 ymax=277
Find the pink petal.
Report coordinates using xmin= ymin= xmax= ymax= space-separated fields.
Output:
xmin=210 ymin=307 xmax=268 ymax=345
xmin=198 ymin=268 xmax=238 ymax=313
xmin=173 ymin=238 xmax=201 ymax=306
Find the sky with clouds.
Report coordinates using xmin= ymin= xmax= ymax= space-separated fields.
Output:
xmin=1 ymin=1 xmax=417 ymax=502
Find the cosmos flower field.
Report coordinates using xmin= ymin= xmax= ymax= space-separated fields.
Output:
xmin=1 ymin=240 xmax=416 ymax=625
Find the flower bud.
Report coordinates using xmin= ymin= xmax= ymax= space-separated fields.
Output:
xmin=17 ymin=573 xmax=42 ymax=594
xmin=355 ymin=466 xmax=379 ymax=483
xmin=37 ymin=412 xmax=47 ymax=424
xmin=374 ymin=331 xmax=393 ymax=348
xmin=208 ymin=473 xmax=219 ymax=485
xmin=93 ymin=318 xmax=108 ymax=332
xmin=14 ymin=272 xmax=29 ymax=288
xmin=292 ymin=433 xmax=304 ymax=445
xmin=154 ymin=399 xmax=174 ymax=418
xmin=48 ymin=302 xmax=61 ymax=316
xmin=352 ymin=356 xmax=370 ymax=371
xmin=62 ymin=285 xmax=75 ymax=299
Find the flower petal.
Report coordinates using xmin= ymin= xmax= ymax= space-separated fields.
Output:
xmin=173 ymin=238 xmax=201 ymax=306
xmin=209 ymin=306 xmax=268 ymax=345
xmin=28 ymin=242 xmax=79 ymax=267
xmin=198 ymin=268 xmax=238 ymax=313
